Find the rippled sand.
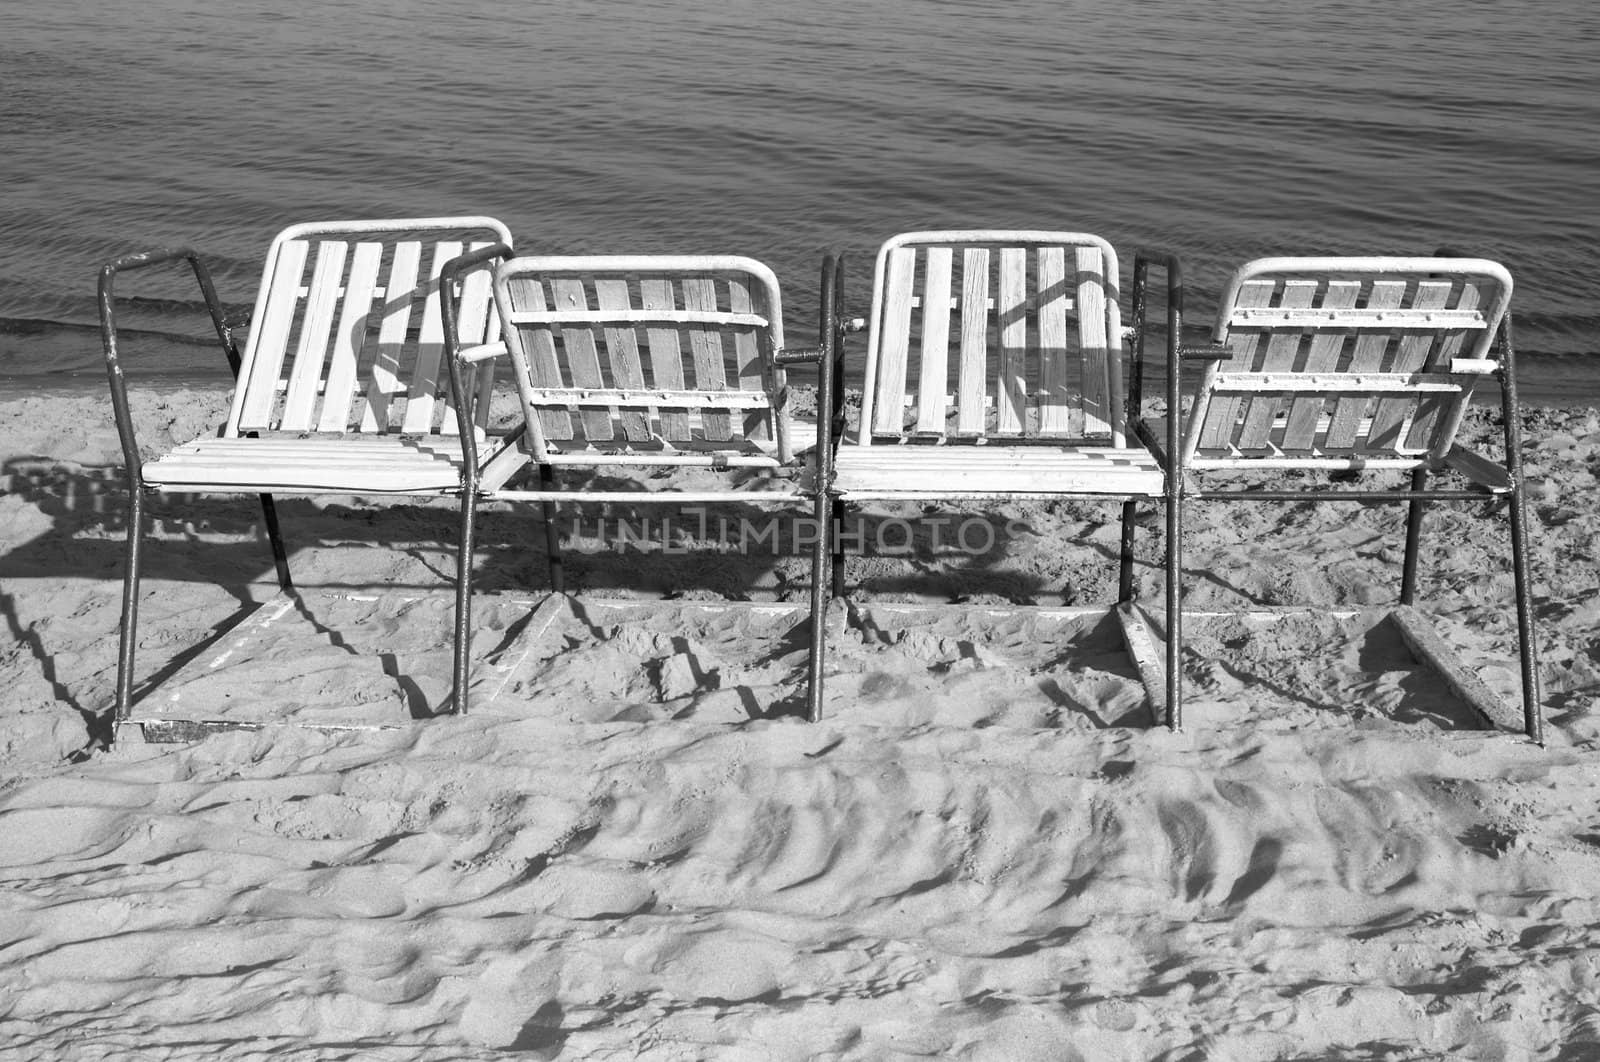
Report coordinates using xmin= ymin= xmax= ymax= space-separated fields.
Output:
xmin=2 ymin=389 xmax=1598 ymax=1060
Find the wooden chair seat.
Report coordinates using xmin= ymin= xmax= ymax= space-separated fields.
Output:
xmin=832 ymin=441 xmax=1163 ymax=499
xmin=141 ymin=434 xmax=497 ymax=494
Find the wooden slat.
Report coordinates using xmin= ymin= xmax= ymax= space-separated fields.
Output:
xmin=641 ymin=279 xmax=690 ymax=441
xmin=1366 ymin=279 xmax=1452 ymax=450
xmin=1391 ymin=605 xmax=1518 ymax=731
xmin=518 ymin=387 xmax=776 ymax=409
xmin=729 ymin=277 xmax=771 ymax=444
xmin=1115 ymin=603 xmax=1167 ymax=727
xmin=832 ymin=445 xmax=1164 ymax=497
xmin=1228 ymin=306 xmax=1488 ymax=328
xmin=506 ymin=308 xmax=767 ymax=327
xmin=1407 ymin=280 xmax=1482 ymax=450
xmin=683 ymin=277 xmax=731 ymax=441
xmin=279 ymin=242 xmax=348 ymax=431
xmin=316 ymin=241 xmax=383 ymax=433
xmin=915 ymin=248 xmax=953 ymax=433
xmin=955 ymin=248 xmax=990 ymax=435
xmin=1235 ymin=280 xmax=1317 ymax=450
xmin=552 ymin=278 xmax=614 ymax=442
xmin=358 ymin=241 xmax=422 ymax=433
xmin=1074 ymin=246 xmax=1111 ymax=436
xmin=1197 ymin=279 xmax=1273 ymax=450
xmin=1280 ymin=279 xmax=1360 ymax=449
xmin=1323 ymin=280 xmax=1406 ymax=448
xmin=595 ymin=279 xmax=653 ymax=442
xmin=996 ymin=248 xmax=1027 ymax=433
xmin=873 ymin=248 xmax=917 ymax=435
xmin=507 ymin=277 xmax=572 ymax=441
xmin=400 ymin=241 xmax=461 ymax=434
xmin=238 ymin=239 xmax=310 ymax=431
xmin=440 ymin=246 xmax=497 ymax=436
xmin=1036 ymin=247 xmax=1071 ymax=434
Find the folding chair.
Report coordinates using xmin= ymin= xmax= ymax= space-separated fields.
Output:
xmin=443 ymin=251 xmax=831 ymax=721
xmin=100 ymin=217 xmax=524 ymax=739
xmin=817 ymin=231 xmax=1173 ymax=721
xmin=1137 ymin=252 xmax=1541 ymax=740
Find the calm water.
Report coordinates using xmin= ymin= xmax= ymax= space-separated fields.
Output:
xmin=3 ymin=0 xmax=1597 ymax=403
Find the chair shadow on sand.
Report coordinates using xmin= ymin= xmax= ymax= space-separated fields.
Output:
xmin=1 ymin=456 xmax=836 ymax=739
xmin=3 ymin=455 xmax=1531 ymax=743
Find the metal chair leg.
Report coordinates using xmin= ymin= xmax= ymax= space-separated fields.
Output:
xmin=806 ymin=489 xmax=829 ymax=723
xmin=1117 ymin=499 xmax=1138 ymax=603
xmin=452 ymin=490 xmax=477 ymax=717
xmin=830 ymin=497 xmax=846 ymax=599
xmin=259 ymin=493 xmax=292 ymax=591
xmin=113 ymin=486 xmax=147 ymax=727
xmin=1166 ymin=487 xmax=1182 ymax=730
xmin=1400 ymin=468 xmax=1428 ymax=606
xmin=540 ymin=464 xmax=564 ymax=594
xmin=1507 ymin=481 xmax=1542 ymax=743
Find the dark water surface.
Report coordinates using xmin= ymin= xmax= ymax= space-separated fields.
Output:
xmin=3 ymin=0 xmax=1596 ymax=403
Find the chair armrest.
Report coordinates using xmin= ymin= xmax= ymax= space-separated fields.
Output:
xmin=1130 ymin=249 xmax=1184 ymax=468
xmin=1179 ymin=343 xmax=1232 ymax=361
xmin=775 ymin=346 xmax=824 ymax=365
xmin=440 ymin=242 xmax=515 ymax=484
xmin=459 ymin=341 xmax=509 ymax=365
xmin=98 ymin=246 xmax=236 ymax=478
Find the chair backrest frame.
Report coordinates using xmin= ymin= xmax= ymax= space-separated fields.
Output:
xmin=855 ymin=230 xmax=1127 ymax=448
xmin=493 ymin=254 xmax=794 ymax=466
xmin=224 ymin=216 xmax=513 ymax=440
xmin=1184 ymin=256 xmax=1513 ymax=469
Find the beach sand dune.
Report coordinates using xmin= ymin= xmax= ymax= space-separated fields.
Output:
xmin=2 ymin=388 xmax=1598 ymax=1060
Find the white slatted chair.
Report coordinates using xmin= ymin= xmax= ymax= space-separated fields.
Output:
xmin=100 ymin=217 xmax=525 ymax=737
xmin=452 ymin=254 xmax=830 ymax=721
xmin=1162 ymin=254 xmax=1542 ymax=740
xmin=823 ymin=231 xmax=1172 ymax=720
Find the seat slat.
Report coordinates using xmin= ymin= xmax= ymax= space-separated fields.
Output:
xmin=729 ymin=277 xmax=772 ymax=444
xmin=1406 ymin=280 xmax=1483 ymax=451
xmin=595 ymin=279 xmax=653 ymax=442
xmin=1196 ymin=279 xmax=1274 ymax=451
xmin=995 ymin=249 xmax=1028 ymax=433
xmin=872 ymin=248 xmax=917 ymax=435
xmin=279 ymin=242 xmax=349 ymax=431
xmin=1280 ymin=279 xmax=1360 ymax=449
xmin=1323 ymin=280 xmax=1407 ymax=448
xmin=552 ymin=278 xmax=615 ymax=442
xmin=399 ymin=242 xmax=462 ymax=434
xmin=955 ymin=248 xmax=990 ymax=435
xmin=915 ymin=247 xmax=953 ymax=433
xmin=1365 ymin=279 xmax=1452 ymax=450
xmin=640 ymin=279 xmax=691 ymax=441
xmin=507 ymin=278 xmax=574 ymax=441
xmin=316 ymin=241 xmax=383 ymax=433
xmin=238 ymin=239 xmax=310 ymax=431
xmin=440 ymin=245 xmax=498 ymax=437
xmin=1236 ymin=280 xmax=1318 ymax=449
xmin=833 ymin=444 xmax=1163 ymax=498
xmin=684 ymin=277 xmax=732 ymax=441
xmin=1074 ymin=246 xmax=1111 ymax=436
xmin=1037 ymin=247 xmax=1071 ymax=434
xmin=358 ymin=241 xmax=422 ymax=433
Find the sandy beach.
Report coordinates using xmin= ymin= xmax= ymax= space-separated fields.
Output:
xmin=2 ymin=384 xmax=1599 ymax=1060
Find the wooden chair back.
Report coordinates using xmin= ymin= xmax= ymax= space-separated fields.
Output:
xmin=225 ymin=217 xmax=512 ymax=439
xmin=494 ymin=255 xmax=794 ymax=466
xmin=856 ymin=231 xmax=1127 ymax=446
xmin=1184 ymin=257 xmax=1513 ymax=468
